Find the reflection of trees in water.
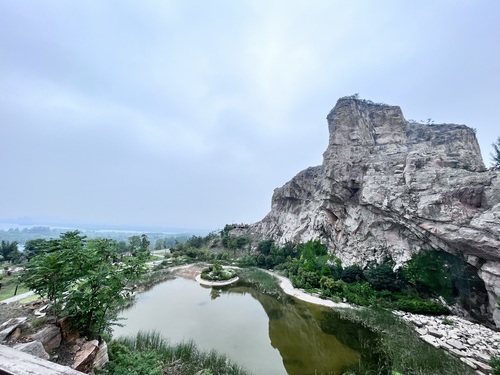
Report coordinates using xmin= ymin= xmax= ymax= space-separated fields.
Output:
xmin=210 ymin=288 xmax=222 ymax=300
xmin=224 ymin=284 xmax=381 ymax=375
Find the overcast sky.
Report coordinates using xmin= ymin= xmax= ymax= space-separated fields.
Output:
xmin=1 ymin=1 xmax=499 ymax=231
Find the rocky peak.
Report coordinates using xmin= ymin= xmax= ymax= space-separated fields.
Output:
xmin=248 ymin=97 xmax=500 ymax=326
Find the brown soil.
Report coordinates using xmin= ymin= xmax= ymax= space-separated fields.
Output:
xmin=171 ymin=264 xmax=206 ymax=280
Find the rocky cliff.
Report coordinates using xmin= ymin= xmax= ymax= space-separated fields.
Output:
xmin=247 ymin=97 xmax=500 ymax=326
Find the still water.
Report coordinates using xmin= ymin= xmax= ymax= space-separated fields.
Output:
xmin=113 ymin=278 xmax=378 ymax=375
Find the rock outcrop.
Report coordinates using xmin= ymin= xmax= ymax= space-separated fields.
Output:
xmin=247 ymin=97 xmax=500 ymax=325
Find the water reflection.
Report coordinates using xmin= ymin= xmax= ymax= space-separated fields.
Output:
xmin=224 ymin=286 xmax=368 ymax=375
xmin=115 ymin=278 xmax=380 ymax=375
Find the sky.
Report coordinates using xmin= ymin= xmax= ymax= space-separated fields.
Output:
xmin=1 ymin=1 xmax=499 ymax=231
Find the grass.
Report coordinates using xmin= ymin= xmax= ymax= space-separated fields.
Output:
xmin=134 ymin=267 xmax=175 ymax=292
xmin=101 ymin=330 xmax=249 ymax=375
xmin=0 ymin=273 xmax=30 ymax=301
xmin=337 ymin=307 xmax=475 ymax=375
xmin=236 ymin=267 xmax=282 ymax=296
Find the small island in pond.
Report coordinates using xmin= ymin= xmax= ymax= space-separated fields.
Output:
xmin=196 ymin=262 xmax=239 ymax=286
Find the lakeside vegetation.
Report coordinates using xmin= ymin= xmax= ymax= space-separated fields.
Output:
xmin=338 ymin=308 xmax=474 ymax=375
xmin=100 ymin=331 xmax=249 ymax=375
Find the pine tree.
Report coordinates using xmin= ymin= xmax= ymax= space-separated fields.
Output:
xmin=491 ymin=137 xmax=500 ymax=170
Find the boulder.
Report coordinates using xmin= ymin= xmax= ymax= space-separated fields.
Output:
xmin=30 ymin=324 xmax=62 ymax=352
xmin=93 ymin=339 xmax=109 ymax=369
xmin=73 ymin=339 xmax=99 ymax=373
xmin=0 ymin=317 xmax=27 ymax=341
xmin=14 ymin=341 xmax=49 ymax=360
xmin=58 ymin=316 xmax=80 ymax=342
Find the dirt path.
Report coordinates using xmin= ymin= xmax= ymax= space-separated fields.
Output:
xmin=169 ymin=263 xmax=206 ymax=280
xmin=1 ymin=291 xmax=35 ymax=304
xmin=265 ymin=271 xmax=352 ymax=309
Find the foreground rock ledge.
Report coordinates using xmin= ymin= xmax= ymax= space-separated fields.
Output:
xmin=0 ymin=344 xmax=85 ymax=375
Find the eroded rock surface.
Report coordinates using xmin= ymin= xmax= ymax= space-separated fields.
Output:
xmin=246 ymin=97 xmax=500 ymax=325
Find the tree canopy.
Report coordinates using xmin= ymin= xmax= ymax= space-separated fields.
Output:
xmin=23 ymin=231 xmax=149 ymax=337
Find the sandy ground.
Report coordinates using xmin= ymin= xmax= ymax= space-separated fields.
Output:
xmin=266 ymin=271 xmax=352 ymax=309
xmin=170 ymin=263 xmax=206 ymax=280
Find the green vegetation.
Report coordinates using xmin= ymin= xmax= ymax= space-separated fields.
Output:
xmin=0 ymin=271 xmax=29 ymax=301
xmin=339 ymin=308 xmax=475 ymax=375
xmin=100 ymin=331 xmax=249 ymax=375
xmin=491 ymin=355 xmax=500 ymax=375
xmin=22 ymin=231 xmax=149 ymax=338
xmin=237 ymin=267 xmax=282 ymax=296
xmin=0 ymin=225 xmax=195 ymax=251
xmin=6 ymin=224 xmax=485 ymax=374
xmin=200 ymin=261 xmax=237 ymax=281
xmin=0 ymin=240 xmax=21 ymax=263
xmin=242 ymin=239 xmax=453 ymax=315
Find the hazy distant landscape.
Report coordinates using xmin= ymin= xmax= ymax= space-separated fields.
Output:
xmin=0 ymin=221 xmax=209 ymax=251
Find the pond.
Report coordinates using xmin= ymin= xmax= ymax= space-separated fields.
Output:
xmin=113 ymin=277 xmax=380 ymax=375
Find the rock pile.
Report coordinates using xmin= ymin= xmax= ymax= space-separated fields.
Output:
xmin=395 ymin=311 xmax=500 ymax=374
xmin=0 ymin=315 xmax=108 ymax=373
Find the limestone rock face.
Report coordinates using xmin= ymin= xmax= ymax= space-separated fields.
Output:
xmin=249 ymin=97 xmax=500 ymax=325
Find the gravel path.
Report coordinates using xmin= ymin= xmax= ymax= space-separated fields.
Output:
xmin=1 ymin=291 xmax=35 ymax=304
xmin=266 ymin=271 xmax=352 ymax=309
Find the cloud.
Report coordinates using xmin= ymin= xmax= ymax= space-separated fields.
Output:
xmin=1 ymin=1 xmax=499 ymax=229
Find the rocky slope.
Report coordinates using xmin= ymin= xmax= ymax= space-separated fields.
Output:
xmin=245 ymin=97 xmax=500 ymax=326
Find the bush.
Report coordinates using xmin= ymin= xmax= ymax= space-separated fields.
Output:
xmin=257 ymin=240 xmax=274 ymax=255
xmin=297 ymin=268 xmax=321 ymax=289
xmin=320 ymin=276 xmax=345 ymax=296
xmin=341 ymin=265 xmax=365 ymax=283
xmin=364 ymin=261 xmax=401 ymax=292
xmin=396 ymin=298 xmax=449 ymax=315
xmin=401 ymin=250 xmax=453 ymax=300
xmin=200 ymin=262 xmax=237 ymax=281
xmin=103 ymin=331 xmax=249 ymax=375
xmin=491 ymin=355 xmax=500 ymax=375
xmin=104 ymin=348 xmax=162 ymax=375
xmin=342 ymin=282 xmax=377 ymax=306
xmin=238 ymin=255 xmax=257 ymax=267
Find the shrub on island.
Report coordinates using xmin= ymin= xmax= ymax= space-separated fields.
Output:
xmin=200 ymin=261 xmax=237 ymax=281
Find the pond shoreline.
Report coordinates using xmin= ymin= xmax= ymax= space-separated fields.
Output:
xmin=167 ymin=264 xmax=498 ymax=374
xmin=195 ymin=274 xmax=239 ymax=286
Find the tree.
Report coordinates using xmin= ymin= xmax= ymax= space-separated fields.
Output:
xmin=364 ymin=261 xmax=400 ymax=292
xmin=24 ymin=239 xmax=49 ymax=261
xmin=0 ymin=240 xmax=21 ymax=263
xmin=23 ymin=232 xmax=148 ymax=337
xmin=491 ymin=137 xmax=500 ymax=170
xmin=65 ymin=238 xmax=148 ymax=336
xmin=402 ymin=250 xmax=452 ymax=300
xmin=23 ymin=233 xmax=85 ymax=319
xmin=257 ymin=240 xmax=274 ymax=255
xmin=128 ymin=234 xmax=151 ymax=256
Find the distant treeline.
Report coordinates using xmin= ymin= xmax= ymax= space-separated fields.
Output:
xmin=0 ymin=226 xmax=200 ymax=248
